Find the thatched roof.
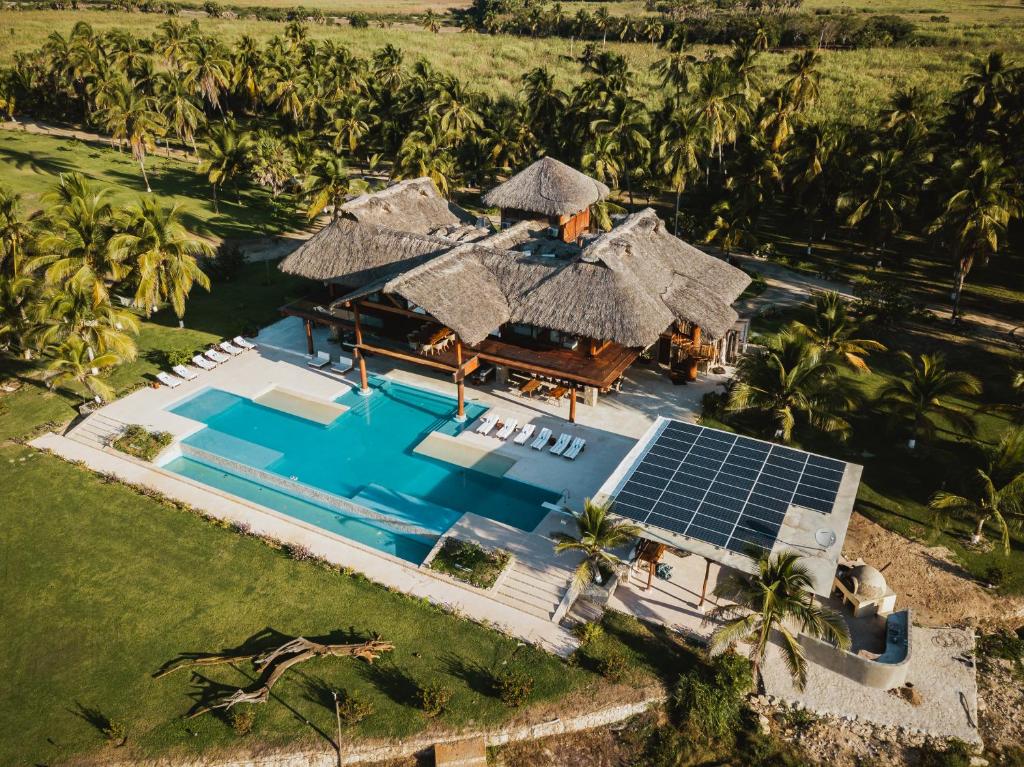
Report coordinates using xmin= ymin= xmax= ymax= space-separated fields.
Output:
xmin=282 ymin=177 xmax=749 ymax=350
xmin=342 ymin=177 xmax=475 ymax=234
xmin=481 ymin=157 xmax=609 ymax=217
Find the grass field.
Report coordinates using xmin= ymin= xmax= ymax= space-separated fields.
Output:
xmin=0 ymin=439 xmax=698 ymax=766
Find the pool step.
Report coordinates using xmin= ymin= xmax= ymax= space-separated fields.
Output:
xmin=351 ymin=484 xmax=463 ymax=537
xmin=179 ymin=445 xmax=446 ymax=541
xmin=495 ymin=561 xmax=568 ymax=620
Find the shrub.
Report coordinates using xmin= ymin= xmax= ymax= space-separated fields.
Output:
xmin=416 ymin=682 xmax=452 ymax=716
xmin=206 ymin=241 xmax=247 ymax=282
xmin=597 ymin=647 xmax=630 ymax=682
xmin=165 ymin=348 xmax=195 ymax=368
xmin=112 ymin=425 xmax=173 ymax=461
xmin=493 ymin=667 xmax=534 ymax=707
xmin=348 ymin=11 xmax=369 ymax=27
xmin=228 ymin=705 xmax=256 ymax=735
xmin=102 ymin=718 xmax=127 ymax=744
xmin=336 ymin=691 xmax=373 ymax=724
xmin=428 ymin=537 xmax=510 ymax=589
xmin=984 ymin=566 xmax=1005 ymax=587
xmin=672 ymin=652 xmax=753 ymax=744
xmin=572 ymin=620 xmax=604 ymax=646
xmin=917 ymin=739 xmax=974 ymax=767
xmin=285 ymin=543 xmax=314 ymax=561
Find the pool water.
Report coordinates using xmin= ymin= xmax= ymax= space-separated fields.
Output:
xmin=162 ymin=378 xmax=558 ymax=562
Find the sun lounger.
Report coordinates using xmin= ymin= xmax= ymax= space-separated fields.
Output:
xmin=549 ymin=433 xmax=571 ymax=455
xmin=192 ymin=354 xmax=217 ymax=370
xmin=307 ymin=350 xmax=331 ymax=369
xmin=530 ymin=427 xmax=552 ymax=450
xmin=495 ymin=418 xmax=518 ymax=440
xmin=232 ymin=335 xmax=256 ymax=350
xmin=205 ymin=349 xmax=229 ymax=364
xmin=476 ymin=413 xmax=499 ymax=435
xmin=563 ymin=437 xmax=586 ymax=460
xmin=220 ymin=341 xmax=244 ymax=355
xmin=513 ymin=423 xmax=536 ymax=445
xmin=156 ymin=371 xmax=184 ymax=388
xmin=172 ymin=364 xmax=199 ymax=381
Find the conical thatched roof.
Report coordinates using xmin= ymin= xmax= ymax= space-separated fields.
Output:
xmin=482 ymin=157 xmax=609 ymax=217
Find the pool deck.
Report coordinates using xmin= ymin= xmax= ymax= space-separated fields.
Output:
xmin=32 ymin=317 xmax=733 ymax=656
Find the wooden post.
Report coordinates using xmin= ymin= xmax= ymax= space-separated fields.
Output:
xmin=687 ymin=325 xmax=701 ymax=382
xmin=353 ymin=302 xmax=369 ymax=395
xmin=569 ymin=387 xmax=577 ymax=423
xmin=332 ymin=691 xmax=343 ymax=767
xmin=697 ymin=557 xmax=711 ymax=611
xmin=304 ymin=319 xmax=314 ymax=356
xmin=455 ymin=340 xmax=466 ymax=422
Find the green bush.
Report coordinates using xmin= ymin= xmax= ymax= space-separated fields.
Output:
xmin=917 ymin=739 xmax=974 ymax=767
xmin=348 ymin=11 xmax=369 ymax=27
xmin=112 ymin=425 xmax=173 ymax=461
xmin=494 ymin=667 xmax=534 ymax=707
xmin=672 ymin=652 xmax=753 ymax=744
xmin=336 ymin=691 xmax=373 ymax=725
xmin=227 ymin=706 xmax=256 ymax=735
xmin=428 ymin=537 xmax=510 ymax=589
xmin=102 ymin=718 xmax=127 ymax=744
xmin=597 ymin=647 xmax=630 ymax=682
xmin=572 ymin=620 xmax=604 ymax=646
xmin=416 ymin=682 xmax=452 ymax=717
xmin=165 ymin=348 xmax=195 ymax=368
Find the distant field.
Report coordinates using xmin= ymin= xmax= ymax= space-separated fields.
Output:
xmin=202 ymin=0 xmax=469 ymax=12
xmin=2 ymin=9 xmax=1021 ymax=123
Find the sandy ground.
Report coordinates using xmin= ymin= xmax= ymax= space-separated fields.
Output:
xmin=842 ymin=513 xmax=1024 ymax=629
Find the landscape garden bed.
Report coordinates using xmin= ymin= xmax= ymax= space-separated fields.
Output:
xmin=112 ymin=424 xmax=173 ymax=461
xmin=428 ymin=537 xmax=511 ymax=589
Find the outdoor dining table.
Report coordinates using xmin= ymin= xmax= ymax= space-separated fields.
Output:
xmin=520 ymin=379 xmax=542 ymax=397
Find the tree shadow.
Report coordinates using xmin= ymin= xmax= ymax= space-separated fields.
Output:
xmin=599 ymin=612 xmax=701 ymax=687
xmin=440 ymin=653 xmax=497 ymax=698
xmin=69 ymin=701 xmax=113 ymax=737
xmin=358 ymin=658 xmax=420 ymax=708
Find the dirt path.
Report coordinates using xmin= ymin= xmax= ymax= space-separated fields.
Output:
xmin=1 ymin=118 xmax=196 ymax=163
xmin=842 ymin=513 xmax=1024 ymax=629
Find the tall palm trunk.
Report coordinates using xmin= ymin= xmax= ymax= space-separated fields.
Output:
xmin=951 ymin=253 xmax=972 ymax=322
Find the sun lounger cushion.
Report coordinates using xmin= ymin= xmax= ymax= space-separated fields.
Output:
xmin=205 ymin=349 xmax=229 ymax=363
xmin=220 ymin=341 xmax=243 ymax=355
xmin=156 ymin=371 xmax=183 ymax=388
xmin=172 ymin=364 xmax=198 ymax=381
xmin=549 ymin=433 xmax=571 ymax=455
xmin=564 ymin=437 xmax=586 ymax=460
xmin=192 ymin=355 xmax=216 ymax=370
xmin=514 ymin=424 xmax=536 ymax=445
xmin=530 ymin=427 xmax=552 ymax=450
xmin=496 ymin=418 xmax=518 ymax=440
xmin=476 ymin=414 xmax=499 ymax=435
xmin=233 ymin=335 xmax=256 ymax=349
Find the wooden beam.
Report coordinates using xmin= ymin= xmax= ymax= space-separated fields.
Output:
xmin=353 ymin=303 xmax=369 ymax=394
xmin=304 ymin=319 xmax=314 ymax=356
xmin=569 ymin=387 xmax=577 ymax=423
xmin=697 ymin=557 xmax=711 ymax=610
xmin=455 ymin=340 xmax=465 ymax=421
xmin=356 ymin=342 xmax=456 ymax=373
xmin=687 ymin=325 xmax=701 ymax=382
xmin=359 ymin=299 xmax=437 ymax=322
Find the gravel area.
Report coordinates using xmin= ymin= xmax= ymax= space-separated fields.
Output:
xmin=761 ymin=626 xmax=981 ymax=744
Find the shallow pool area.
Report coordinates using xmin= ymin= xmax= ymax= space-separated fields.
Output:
xmin=161 ymin=378 xmax=559 ymax=563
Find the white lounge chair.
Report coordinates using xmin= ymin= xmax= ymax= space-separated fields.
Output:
xmin=156 ymin=371 xmax=184 ymax=388
xmin=192 ymin=354 xmax=217 ymax=370
xmin=476 ymin=413 xmax=499 ymax=436
xmin=549 ymin=433 xmax=571 ymax=455
xmin=205 ymin=349 xmax=229 ymax=364
xmin=307 ymin=350 xmax=330 ymax=369
xmin=232 ymin=335 xmax=256 ymax=349
xmin=220 ymin=341 xmax=244 ymax=356
xmin=563 ymin=437 xmax=586 ymax=460
xmin=172 ymin=364 xmax=199 ymax=381
xmin=495 ymin=418 xmax=518 ymax=440
xmin=530 ymin=427 xmax=552 ymax=450
xmin=513 ymin=423 xmax=536 ymax=445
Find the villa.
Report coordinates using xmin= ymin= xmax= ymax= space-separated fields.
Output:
xmin=278 ymin=158 xmax=752 ymax=422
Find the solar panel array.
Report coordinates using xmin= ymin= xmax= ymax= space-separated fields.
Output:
xmin=613 ymin=421 xmax=846 ymax=556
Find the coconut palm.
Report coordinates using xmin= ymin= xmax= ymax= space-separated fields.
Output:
xmin=304 ymin=154 xmax=368 ymax=220
xmin=591 ymin=95 xmax=650 ymax=206
xmin=181 ymin=35 xmax=231 ymax=112
xmin=781 ymin=49 xmax=821 ymax=112
xmin=876 ymin=352 xmax=982 ymax=448
xmin=790 ymin=291 xmax=886 ymax=372
xmin=709 ymin=551 xmax=850 ymax=689
xmin=929 ymin=146 xmax=1023 ymax=321
xmin=929 ymin=427 xmax=1024 ymax=554
xmin=155 ymin=73 xmax=204 ymax=156
xmin=690 ymin=57 xmax=748 ymax=170
xmin=657 ymin=106 xmax=700 ymax=234
xmin=43 ymin=335 xmax=121 ymax=402
xmin=95 ymin=81 xmax=165 ymax=192
xmin=551 ymin=499 xmax=640 ymax=589
xmin=395 ymin=124 xmax=456 ymax=197
xmin=29 ymin=282 xmax=139 ymax=362
xmin=197 ymin=122 xmax=253 ymax=210
xmin=728 ymin=331 xmax=858 ymax=443
xmin=0 ymin=187 xmax=32 ymax=277
xmin=837 ymin=147 xmax=920 ymax=256
xmin=428 ymin=77 xmax=484 ymax=141
xmin=110 ymin=197 xmax=211 ymax=322
xmin=581 ymin=132 xmax=621 ymax=190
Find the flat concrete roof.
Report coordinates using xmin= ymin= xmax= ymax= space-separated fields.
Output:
xmin=594 ymin=417 xmax=862 ymax=597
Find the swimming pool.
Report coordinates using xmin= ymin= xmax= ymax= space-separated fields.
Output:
xmin=161 ymin=378 xmax=558 ymax=563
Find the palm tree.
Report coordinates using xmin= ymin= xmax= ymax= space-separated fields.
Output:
xmin=30 ymin=282 xmax=139 ymax=363
xmin=551 ymin=499 xmax=640 ymax=589
xmin=522 ymin=67 xmax=565 ymax=148
xmin=657 ymin=106 xmax=699 ymax=234
xmin=422 ymin=9 xmax=441 ymax=34
xmin=929 ymin=146 xmax=1023 ymax=321
xmin=395 ymin=125 xmax=456 ymax=197
xmin=878 ymin=85 xmax=929 ymax=130
xmin=31 ymin=173 xmax=125 ymax=307
xmin=837 ymin=148 xmax=920 ymax=257
xmin=929 ymin=427 xmax=1024 ymax=553
xmin=428 ymin=77 xmax=483 ymax=141
xmin=95 ymin=81 xmax=165 ymax=192
xmin=43 ymin=335 xmax=121 ymax=403
xmin=109 ymin=197 xmax=211 ymax=323
xmin=790 ymin=291 xmax=886 ymax=372
xmin=155 ymin=73 xmax=204 ymax=156
xmin=0 ymin=187 xmax=32 ymax=277
xmin=690 ymin=57 xmax=748 ymax=171
xmin=876 ymin=352 xmax=982 ymax=448
xmin=704 ymin=198 xmax=757 ymax=257
xmin=728 ymin=331 xmax=858 ymax=443
xmin=781 ymin=50 xmax=821 ymax=112
xmin=581 ymin=132 xmax=621 ymax=190
xmin=591 ymin=95 xmax=650 ymax=206
xmin=197 ymin=122 xmax=253 ymax=210
xmin=304 ymin=154 xmax=368 ymax=220
xmin=181 ymin=36 xmax=231 ymax=112
xmin=710 ymin=551 xmax=850 ymax=689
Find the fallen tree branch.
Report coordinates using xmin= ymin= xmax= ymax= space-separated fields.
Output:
xmin=157 ymin=636 xmax=394 ymax=717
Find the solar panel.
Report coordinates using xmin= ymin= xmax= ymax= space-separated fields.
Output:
xmin=612 ymin=421 xmax=847 ymax=557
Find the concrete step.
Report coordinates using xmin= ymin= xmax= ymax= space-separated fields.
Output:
xmin=494 ymin=561 xmax=568 ymax=620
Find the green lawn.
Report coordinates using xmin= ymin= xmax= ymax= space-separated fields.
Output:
xmin=0 ymin=259 xmax=309 ymax=442
xmin=0 ymin=129 xmax=303 ymax=242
